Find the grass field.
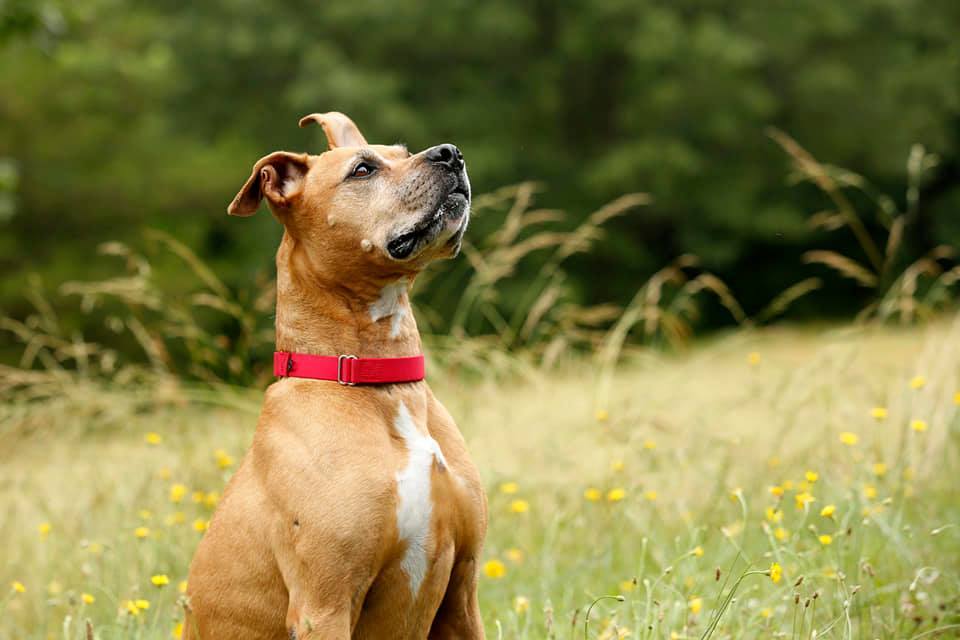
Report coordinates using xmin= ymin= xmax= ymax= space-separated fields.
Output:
xmin=2 ymin=317 xmax=959 ymax=639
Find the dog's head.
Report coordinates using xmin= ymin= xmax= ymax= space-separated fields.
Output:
xmin=228 ymin=112 xmax=470 ymax=278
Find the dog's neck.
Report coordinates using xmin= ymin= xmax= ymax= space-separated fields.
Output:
xmin=274 ymin=235 xmax=422 ymax=358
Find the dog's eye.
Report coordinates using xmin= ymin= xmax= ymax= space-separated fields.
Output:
xmin=351 ymin=162 xmax=376 ymax=178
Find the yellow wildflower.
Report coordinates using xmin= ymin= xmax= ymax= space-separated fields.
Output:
xmin=81 ymin=593 xmax=95 ymax=605
xmin=584 ymin=487 xmax=602 ymax=502
xmin=909 ymin=375 xmax=926 ymax=390
xmin=768 ymin=485 xmax=784 ymax=498
xmin=607 ymin=487 xmax=626 ymax=502
xmin=839 ymin=432 xmax=859 ymax=446
xmin=760 ymin=607 xmax=772 ymax=618
xmin=769 ymin=562 xmax=782 ymax=583
xmin=820 ymin=504 xmax=836 ymax=518
xmin=510 ymin=499 xmax=529 ymax=514
xmin=870 ymin=406 xmax=888 ymax=421
xmin=145 ymin=432 xmax=162 ymax=445
xmin=794 ymin=491 xmax=816 ymax=510
xmin=872 ymin=462 xmax=887 ymax=477
xmin=192 ymin=491 xmax=205 ymax=504
xmin=204 ymin=492 xmax=220 ymax=508
xmin=11 ymin=581 xmax=26 ymax=594
xmin=151 ymin=574 xmax=170 ymax=587
xmin=134 ymin=599 xmax=150 ymax=610
xmin=774 ymin=527 xmax=789 ymax=541
xmin=747 ymin=352 xmax=761 ymax=366
xmin=193 ymin=519 xmax=209 ymax=533
xmin=610 ymin=459 xmax=625 ymax=472
xmin=818 ymin=534 xmax=833 ymax=546
xmin=765 ymin=507 xmax=783 ymax=523
xmin=910 ymin=419 xmax=928 ymax=433
xmin=124 ymin=600 xmax=140 ymax=616
xmin=505 ymin=548 xmax=524 ymax=564
xmin=499 ymin=482 xmax=518 ymax=495
xmin=483 ymin=559 xmax=506 ymax=579
xmin=165 ymin=511 xmax=186 ymax=526
xmin=513 ymin=595 xmax=530 ymax=614
xmin=214 ymin=449 xmax=235 ymax=469
xmin=729 ymin=487 xmax=743 ymax=502
xmin=38 ymin=522 xmax=51 ymax=538
xmin=805 ymin=471 xmax=818 ymax=483
xmin=863 ymin=484 xmax=878 ymax=500
xmin=643 ymin=439 xmax=656 ymax=450
xmin=594 ymin=408 xmax=609 ymax=422
xmin=691 ymin=545 xmax=704 ymax=558
xmin=782 ymin=479 xmax=794 ymax=490
xmin=172 ymin=623 xmax=184 ymax=639
xmin=643 ymin=489 xmax=657 ymax=502
xmin=689 ymin=596 xmax=703 ymax=614
xmin=619 ymin=579 xmax=635 ymax=593
xmin=134 ymin=526 xmax=150 ymax=539
xmin=954 ymin=391 xmax=960 ymax=405
xmin=169 ymin=483 xmax=187 ymax=503
xmin=178 ymin=580 xmax=188 ymax=594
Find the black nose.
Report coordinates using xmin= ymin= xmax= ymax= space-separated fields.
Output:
xmin=425 ymin=144 xmax=464 ymax=171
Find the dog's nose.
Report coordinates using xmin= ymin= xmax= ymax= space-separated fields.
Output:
xmin=425 ymin=144 xmax=464 ymax=171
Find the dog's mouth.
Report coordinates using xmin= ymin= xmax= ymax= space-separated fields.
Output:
xmin=387 ymin=180 xmax=470 ymax=261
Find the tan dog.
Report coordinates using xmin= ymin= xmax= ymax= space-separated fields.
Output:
xmin=184 ymin=112 xmax=487 ymax=639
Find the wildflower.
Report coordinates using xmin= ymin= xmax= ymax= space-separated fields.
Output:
xmin=765 ymin=507 xmax=783 ymax=523
xmin=584 ymin=487 xmax=602 ymax=502
xmin=820 ymin=504 xmax=836 ymax=518
xmin=747 ymin=352 xmax=761 ymax=366
xmin=689 ymin=596 xmax=703 ymax=614
xmin=818 ymin=534 xmax=833 ymax=546
xmin=81 ymin=593 xmax=95 ymax=605
xmin=505 ymin=548 xmax=524 ymax=564
xmin=872 ymin=462 xmax=887 ymax=477
xmin=178 ymin=580 xmax=188 ymax=594
xmin=193 ymin=519 xmax=209 ymax=533
xmin=165 ymin=511 xmax=186 ymax=526
xmin=910 ymin=419 xmax=928 ymax=433
xmin=954 ymin=391 xmax=960 ymax=405
xmin=192 ymin=491 xmax=205 ymax=504
xmin=145 ymin=432 xmax=162 ymax=445
xmin=610 ymin=459 xmax=625 ymax=472
xmin=619 ymin=579 xmax=635 ymax=592
xmin=204 ymin=492 xmax=220 ymax=508
xmin=760 ymin=607 xmax=772 ymax=618
xmin=691 ymin=545 xmax=704 ymax=558
xmin=483 ymin=559 xmax=506 ymax=579
xmin=513 ymin=595 xmax=530 ymax=614
xmin=643 ymin=489 xmax=657 ymax=502
xmin=138 ymin=509 xmax=152 ymax=520
xmin=839 ymin=432 xmax=859 ymax=446
xmin=510 ymin=499 xmax=529 ymax=514
xmin=729 ymin=487 xmax=743 ymax=502
xmin=38 ymin=522 xmax=51 ymax=538
xmin=782 ymin=479 xmax=794 ymax=490
xmin=124 ymin=600 xmax=140 ymax=616
xmin=794 ymin=491 xmax=816 ymax=510
xmin=135 ymin=599 xmax=150 ymax=610
xmin=774 ymin=527 xmax=789 ymax=541
xmin=11 ymin=581 xmax=25 ymax=594
xmin=594 ymin=408 xmax=609 ymax=422
xmin=769 ymin=562 xmax=782 ymax=583
xmin=214 ymin=448 xmax=235 ymax=469
xmin=909 ymin=375 xmax=926 ymax=390
xmin=643 ymin=439 xmax=656 ymax=450
xmin=134 ymin=526 xmax=150 ymax=539
xmin=769 ymin=485 xmax=784 ymax=498
xmin=805 ymin=471 xmax=818 ymax=483
xmin=151 ymin=574 xmax=170 ymax=587
xmin=607 ymin=488 xmax=626 ymax=502
xmin=870 ymin=407 xmax=888 ymax=421
xmin=863 ymin=484 xmax=878 ymax=500
xmin=172 ymin=623 xmax=184 ymax=639
xmin=169 ymin=483 xmax=187 ymax=503
xmin=499 ymin=482 xmax=518 ymax=495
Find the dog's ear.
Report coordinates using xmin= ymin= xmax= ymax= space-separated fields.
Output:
xmin=298 ymin=111 xmax=368 ymax=149
xmin=227 ymin=151 xmax=311 ymax=217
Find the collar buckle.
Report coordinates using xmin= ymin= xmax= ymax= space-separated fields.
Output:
xmin=337 ymin=354 xmax=358 ymax=385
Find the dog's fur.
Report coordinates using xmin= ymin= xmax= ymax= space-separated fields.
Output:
xmin=184 ymin=113 xmax=487 ymax=639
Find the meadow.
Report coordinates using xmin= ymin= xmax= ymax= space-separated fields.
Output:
xmin=2 ymin=315 xmax=959 ymax=639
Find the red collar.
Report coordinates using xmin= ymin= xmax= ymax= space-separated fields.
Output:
xmin=273 ymin=351 xmax=425 ymax=386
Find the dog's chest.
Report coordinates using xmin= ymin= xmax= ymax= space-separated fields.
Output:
xmin=390 ymin=401 xmax=458 ymax=598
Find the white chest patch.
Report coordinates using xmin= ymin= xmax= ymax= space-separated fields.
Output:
xmin=393 ymin=401 xmax=447 ymax=597
xmin=369 ymin=279 xmax=408 ymax=339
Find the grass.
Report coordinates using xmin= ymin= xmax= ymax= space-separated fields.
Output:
xmin=2 ymin=317 xmax=959 ymax=639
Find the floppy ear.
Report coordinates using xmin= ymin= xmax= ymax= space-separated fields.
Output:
xmin=227 ymin=151 xmax=311 ymax=217
xmin=298 ymin=111 xmax=368 ymax=149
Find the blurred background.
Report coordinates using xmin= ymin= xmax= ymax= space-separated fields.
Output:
xmin=2 ymin=0 xmax=959 ymax=377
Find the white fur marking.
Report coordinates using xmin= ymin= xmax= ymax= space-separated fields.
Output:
xmin=394 ymin=401 xmax=447 ymax=597
xmin=369 ymin=279 xmax=408 ymax=338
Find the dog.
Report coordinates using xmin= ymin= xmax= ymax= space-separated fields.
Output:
xmin=184 ymin=112 xmax=487 ymax=639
